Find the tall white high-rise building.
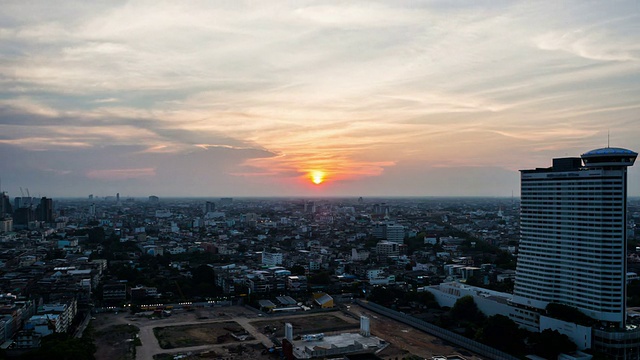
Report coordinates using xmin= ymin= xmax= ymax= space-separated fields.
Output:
xmin=513 ymin=147 xmax=637 ymax=328
xmin=386 ymin=223 xmax=405 ymax=244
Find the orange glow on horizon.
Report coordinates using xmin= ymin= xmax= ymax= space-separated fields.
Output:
xmin=311 ymin=171 xmax=325 ymax=185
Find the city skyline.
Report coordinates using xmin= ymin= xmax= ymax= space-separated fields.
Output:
xmin=1 ymin=1 xmax=639 ymax=197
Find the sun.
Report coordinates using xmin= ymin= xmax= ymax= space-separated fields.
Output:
xmin=310 ymin=171 xmax=325 ymax=185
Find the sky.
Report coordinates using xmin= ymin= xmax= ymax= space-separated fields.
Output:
xmin=1 ymin=1 xmax=639 ymax=198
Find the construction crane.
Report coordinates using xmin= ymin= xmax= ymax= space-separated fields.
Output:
xmin=174 ymin=281 xmax=192 ymax=311
xmin=25 ymin=188 xmax=32 ymax=207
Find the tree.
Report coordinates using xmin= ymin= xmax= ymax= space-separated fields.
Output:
xmin=87 ymin=226 xmax=105 ymax=243
xmin=530 ymin=329 xmax=576 ymax=359
xmin=450 ymin=296 xmax=485 ymax=325
xmin=628 ymin=279 xmax=640 ymax=307
xmin=546 ymin=303 xmax=595 ymax=326
xmin=464 ymin=275 xmax=482 ymax=286
xmin=405 ymin=290 xmax=439 ymax=309
xmin=475 ymin=315 xmax=525 ymax=355
xmin=20 ymin=333 xmax=96 ymax=360
xmin=308 ymin=271 xmax=332 ymax=285
xmin=405 ymin=233 xmax=426 ymax=254
xmin=188 ymin=265 xmax=220 ymax=298
xmin=192 ymin=264 xmax=215 ymax=284
xmin=494 ymin=251 xmax=516 ymax=269
xmin=290 ymin=265 xmax=306 ymax=275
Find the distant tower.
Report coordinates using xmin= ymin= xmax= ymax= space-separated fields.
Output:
xmin=205 ymin=201 xmax=216 ymax=213
xmin=385 ymin=223 xmax=405 ymax=244
xmin=0 ymin=192 xmax=12 ymax=218
xmin=116 ymin=193 xmax=120 ymax=202
xmin=285 ymin=323 xmax=293 ymax=341
xmin=37 ymin=197 xmax=53 ymax=223
xmin=360 ymin=316 xmax=370 ymax=337
xmin=219 ymin=197 xmax=233 ymax=205
xmin=304 ymin=201 xmax=316 ymax=213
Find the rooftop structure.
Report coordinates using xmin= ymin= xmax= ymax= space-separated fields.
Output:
xmin=287 ymin=332 xmax=385 ymax=359
xmin=283 ymin=316 xmax=384 ymax=360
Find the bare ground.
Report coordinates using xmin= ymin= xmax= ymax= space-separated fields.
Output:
xmin=250 ymin=312 xmax=358 ymax=336
xmin=154 ymin=321 xmax=245 ymax=349
xmin=92 ymin=322 xmax=139 ymax=360
xmin=93 ymin=305 xmax=484 ymax=360
xmin=347 ymin=304 xmax=483 ymax=360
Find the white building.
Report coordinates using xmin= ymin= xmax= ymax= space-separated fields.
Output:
xmin=0 ymin=219 xmax=12 ymax=233
xmin=155 ymin=209 xmax=172 ymax=218
xmin=366 ymin=269 xmax=395 ymax=285
xmin=514 ymin=149 xmax=637 ymax=326
xmin=376 ymin=241 xmax=399 ymax=257
xmin=513 ymin=147 xmax=639 ymax=359
xmin=423 ymin=282 xmax=513 ymax=317
xmin=351 ymin=248 xmax=369 ymax=261
xmin=262 ymin=251 xmax=283 ymax=266
xmin=386 ymin=223 xmax=405 ymax=243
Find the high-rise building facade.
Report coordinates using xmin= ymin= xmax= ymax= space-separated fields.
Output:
xmin=0 ymin=192 xmax=12 ymax=218
xmin=205 ymin=201 xmax=216 ymax=213
xmin=513 ymin=147 xmax=637 ymax=329
xmin=386 ymin=223 xmax=405 ymax=244
xmin=36 ymin=197 xmax=54 ymax=223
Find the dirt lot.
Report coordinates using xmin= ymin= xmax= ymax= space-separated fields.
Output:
xmin=92 ymin=305 xmax=483 ymax=360
xmin=153 ymin=343 xmax=275 ymax=360
xmin=347 ymin=304 xmax=483 ymax=360
xmin=154 ymin=321 xmax=246 ymax=349
xmin=250 ymin=313 xmax=358 ymax=335
xmin=92 ymin=323 xmax=139 ymax=360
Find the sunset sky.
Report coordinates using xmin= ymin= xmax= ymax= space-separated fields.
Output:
xmin=1 ymin=1 xmax=639 ymax=197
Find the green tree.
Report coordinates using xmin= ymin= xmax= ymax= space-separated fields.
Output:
xmin=405 ymin=290 xmax=439 ymax=309
xmin=450 ymin=296 xmax=485 ymax=325
xmin=308 ymin=271 xmax=332 ymax=285
xmin=87 ymin=226 xmax=105 ymax=243
xmin=20 ymin=333 xmax=96 ymax=360
xmin=494 ymin=251 xmax=516 ymax=269
xmin=192 ymin=264 xmax=215 ymax=284
xmin=368 ymin=286 xmax=397 ymax=307
xmin=405 ymin=233 xmax=426 ymax=254
xmin=628 ymin=280 xmax=640 ymax=307
xmin=530 ymin=329 xmax=576 ymax=359
xmin=290 ymin=265 xmax=306 ymax=275
xmin=475 ymin=315 xmax=525 ymax=355
xmin=546 ymin=303 xmax=595 ymax=326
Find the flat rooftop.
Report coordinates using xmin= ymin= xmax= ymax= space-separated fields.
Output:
xmin=291 ymin=332 xmax=385 ymax=359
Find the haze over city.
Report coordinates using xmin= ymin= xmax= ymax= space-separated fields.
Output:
xmin=1 ymin=1 xmax=639 ymax=197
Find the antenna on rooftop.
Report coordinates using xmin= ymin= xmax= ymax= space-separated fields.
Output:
xmin=607 ymin=129 xmax=610 ymax=148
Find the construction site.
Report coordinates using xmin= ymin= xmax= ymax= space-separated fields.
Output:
xmin=91 ymin=304 xmax=480 ymax=360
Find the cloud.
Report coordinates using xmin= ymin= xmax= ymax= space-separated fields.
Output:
xmin=86 ymin=168 xmax=156 ymax=180
xmin=0 ymin=1 xmax=639 ymax=196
